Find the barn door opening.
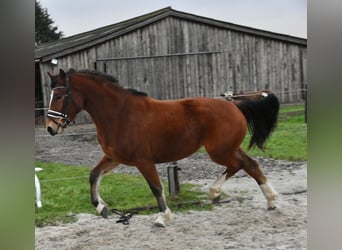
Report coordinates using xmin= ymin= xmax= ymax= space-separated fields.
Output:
xmin=35 ymin=62 xmax=44 ymax=125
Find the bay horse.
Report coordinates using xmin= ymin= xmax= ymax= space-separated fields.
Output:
xmin=46 ymin=69 xmax=279 ymax=227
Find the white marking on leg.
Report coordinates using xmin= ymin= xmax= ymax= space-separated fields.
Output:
xmin=154 ymin=183 xmax=173 ymax=227
xmin=155 ymin=207 xmax=172 ymax=227
xmin=94 ymin=173 xmax=107 ymax=214
xmin=96 ymin=174 xmax=106 ymax=205
xmin=209 ymin=172 xmax=227 ymax=200
xmin=260 ymin=182 xmax=278 ymax=209
xmin=96 ymin=203 xmax=105 ymax=214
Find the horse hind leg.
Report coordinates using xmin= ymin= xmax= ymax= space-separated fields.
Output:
xmin=237 ymin=149 xmax=278 ymax=210
xmin=89 ymin=156 xmax=119 ymax=218
xmin=205 ymin=143 xmax=242 ymax=202
xmin=137 ymin=162 xmax=172 ymax=227
xmin=209 ymin=167 xmax=240 ymax=202
xmin=207 ymin=147 xmax=277 ymax=210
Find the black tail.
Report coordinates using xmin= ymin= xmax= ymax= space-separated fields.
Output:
xmin=236 ymin=93 xmax=280 ymax=150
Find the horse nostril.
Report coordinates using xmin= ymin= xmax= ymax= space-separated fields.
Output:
xmin=47 ymin=126 xmax=56 ymax=136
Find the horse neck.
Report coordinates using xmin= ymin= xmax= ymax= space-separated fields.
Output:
xmin=73 ymin=78 xmax=128 ymax=129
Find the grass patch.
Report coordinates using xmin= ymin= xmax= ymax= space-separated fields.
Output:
xmin=35 ymin=162 xmax=211 ymax=227
xmin=198 ymin=104 xmax=307 ymax=161
xmin=242 ymin=104 xmax=307 ymax=160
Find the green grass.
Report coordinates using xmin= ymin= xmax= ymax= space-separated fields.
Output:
xmin=243 ymin=105 xmax=307 ymax=161
xmin=198 ymin=104 xmax=307 ymax=161
xmin=35 ymin=162 xmax=211 ymax=227
xmin=241 ymin=104 xmax=307 ymax=160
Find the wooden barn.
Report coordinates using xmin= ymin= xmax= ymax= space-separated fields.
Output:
xmin=35 ymin=7 xmax=307 ymax=123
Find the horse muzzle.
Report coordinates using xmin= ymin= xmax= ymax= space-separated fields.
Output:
xmin=47 ymin=126 xmax=58 ymax=136
xmin=46 ymin=118 xmax=67 ymax=136
xmin=46 ymin=109 xmax=70 ymax=136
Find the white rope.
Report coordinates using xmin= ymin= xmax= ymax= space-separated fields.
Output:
xmin=35 ymin=131 xmax=97 ymax=137
xmin=40 ymin=175 xmax=89 ymax=182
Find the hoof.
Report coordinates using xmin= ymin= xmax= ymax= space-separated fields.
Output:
xmin=153 ymin=208 xmax=172 ymax=227
xmin=211 ymin=195 xmax=221 ymax=204
xmin=267 ymin=199 xmax=277 ymax=211
xmin=209 ymin=187 xmax=221 ymax=202
xmin=96 ymin=203 xmax=108 ymax=218
xmin=100 ymin=206 xmax=108 ymax=218
xmin=267 ymin=201 xmax=278 ymax=210
xmin=153 ymin=221 xmax=166 ymax=228
xmin=267 ymin=205 xmax=277 ymax=211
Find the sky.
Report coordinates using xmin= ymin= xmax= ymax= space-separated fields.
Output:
xmin=38 ymin=0 xmax=307 ymax=39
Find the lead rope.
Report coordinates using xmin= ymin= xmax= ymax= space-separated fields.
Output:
xmin=112 ymin=209 xmax=134 ymax=225
xmin=111 ymin=205 xmax=159 ymax=225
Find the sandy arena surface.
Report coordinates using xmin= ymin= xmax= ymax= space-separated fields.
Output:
xmin=35 ymin=124 xmax=307 ymax=250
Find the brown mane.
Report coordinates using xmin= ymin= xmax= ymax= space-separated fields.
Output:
xmin=69 ymin=69 xmax=147 ymax=96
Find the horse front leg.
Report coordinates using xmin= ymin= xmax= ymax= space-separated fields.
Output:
xmin=90 ymin=156 xmax=118 ymax=218
xmin=138 ymin=162 xmax=172 ymax=227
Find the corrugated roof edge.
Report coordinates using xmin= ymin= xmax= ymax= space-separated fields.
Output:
xmin=35 ymin=7 xmax=173 ymax=60
xmin=35 ymin=6 xmax=307 ymax=61
xmin=168 ymin=9 xmax=307 ymax=46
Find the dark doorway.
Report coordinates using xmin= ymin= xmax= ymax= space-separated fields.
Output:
xmin=35 ymin=62 xmax=44 ymax=124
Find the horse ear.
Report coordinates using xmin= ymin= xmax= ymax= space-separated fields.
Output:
xmin=59 ymin=69 xmax=66 ymax=79
xmin=48 ymin=71 xmax=58 ymax=88
xmin=47 ymin=71 xmax=54 ymax=80
xmin=58 ymin=69 xmax=67 ymax=86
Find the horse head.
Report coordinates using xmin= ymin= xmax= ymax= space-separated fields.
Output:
xmin=45 ymin=69 xmax=83 ymax=135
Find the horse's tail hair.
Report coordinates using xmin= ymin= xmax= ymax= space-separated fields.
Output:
xmin=236 ymin=93 xmax=280 ymax=150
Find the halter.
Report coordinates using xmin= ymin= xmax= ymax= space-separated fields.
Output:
xmin=47 ymin=75 xmax=72 ymax=129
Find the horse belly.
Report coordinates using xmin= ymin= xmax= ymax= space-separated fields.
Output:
xmin=153 ymin=144 xmax=200 ymax=163
xmin=151 ymin=128 xmax=202 ymax=163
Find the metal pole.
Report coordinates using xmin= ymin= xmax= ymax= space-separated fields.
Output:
xmin=167 ymin=162 xmax=180 ymax=197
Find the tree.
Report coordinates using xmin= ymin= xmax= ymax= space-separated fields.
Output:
xmin=35 ymin=1 xmax=63 ymax=45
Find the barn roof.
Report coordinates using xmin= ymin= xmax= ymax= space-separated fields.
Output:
xmin=35 ymin=7 xmax=307 ymax=62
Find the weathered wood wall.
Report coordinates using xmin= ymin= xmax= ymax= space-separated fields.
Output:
xmin=39 ymin=16 xmax=307 ymax=123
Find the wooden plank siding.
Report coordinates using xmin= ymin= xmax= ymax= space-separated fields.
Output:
xmin=38 ymin=15 xmax=306 ymax=124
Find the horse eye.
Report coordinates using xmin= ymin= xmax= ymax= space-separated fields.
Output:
xmin=55 ymin=95 xmax=63 ymax=100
